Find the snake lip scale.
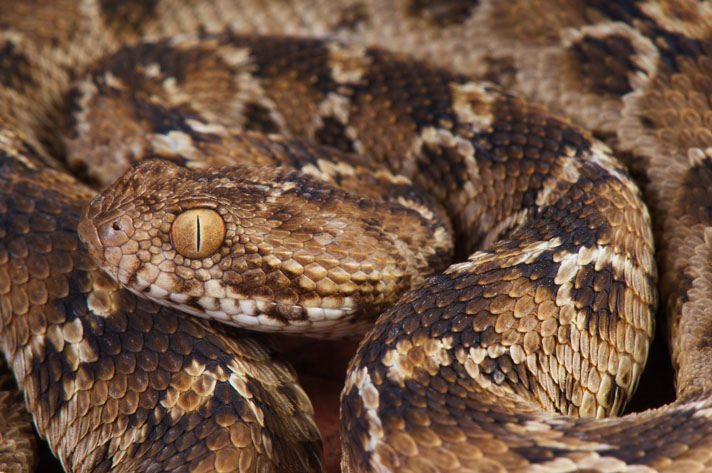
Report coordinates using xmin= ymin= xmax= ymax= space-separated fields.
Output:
xmin=1 ymin=1 xmax=712 ymax=473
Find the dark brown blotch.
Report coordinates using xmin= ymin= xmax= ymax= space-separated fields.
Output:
xmin=354 ymin=48 xmax=462 ymax=132
xmin=519 ymin=171 xmax=616 ymax=251
xmin=407 ymin=0 xmax=480 ymax=27
xmin=314 ymin=116 xmax=356 ymax=153
xmin=340 ymin=383 xmax=371 ymax=471
xmin=0 ymin=40 xmax=34 ymax=90
xmin=333 ymin=2 xmax=370 ymax=31
xmin=235 ymin=35 xmax=336 ymax=94
xmin=652 ymin=29 xmax=707 ymax=70
xmin=586 ymin=0 xmax=647 ymax=24
xmin=99 ymin=0 xmax=160 ymax=37
xmin=570 ymin=34 xmax=642 ymax=96
xmin=678 ymin=154 xmax=712 ymax=226
xmin=61 ymin=86 xmax=84 ymax=140
xmin=104 ymin=41 xmax=218 ymax=86
xmin=129 ymin=96 xmax=209 ymax=139
xmin=243 ymin=102 xmax=282 ymax=134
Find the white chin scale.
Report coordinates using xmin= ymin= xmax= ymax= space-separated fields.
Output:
xmin=128 ymin=278 xmax=357 ymax=336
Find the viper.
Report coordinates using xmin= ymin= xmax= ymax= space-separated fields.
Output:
xmin=0 ymin=1 xmax=710 ymax=472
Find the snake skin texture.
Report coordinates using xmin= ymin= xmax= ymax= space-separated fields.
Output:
xmin=1 ymin=0 xmax=712 ymax=472
xmin=0 ymin=358 xmax=35 ymax=473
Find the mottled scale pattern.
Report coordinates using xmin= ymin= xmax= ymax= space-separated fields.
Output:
xmin=80 ymin=157 xmax=453 ymax=337
xmin=0 ymin=1 xmax=712 ymax=473
xmin=0 ymin=359 xmax=35 ymax=473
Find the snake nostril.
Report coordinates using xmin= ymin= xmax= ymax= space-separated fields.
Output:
xmin=97 ymin=215 xmax=132 ymax=247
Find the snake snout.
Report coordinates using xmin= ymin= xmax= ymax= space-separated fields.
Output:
xmin=95 ymin=214 xmax=135 ymax=247
xmin=78 ymin=197 xmax=136 ymax=265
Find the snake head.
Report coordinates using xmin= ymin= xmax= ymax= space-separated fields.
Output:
xmin=78 ymin=158 xmax=446 ymax=337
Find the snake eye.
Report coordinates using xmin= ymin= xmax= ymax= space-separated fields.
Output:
xmin=171 ymin=208 xmax=226 ymax=258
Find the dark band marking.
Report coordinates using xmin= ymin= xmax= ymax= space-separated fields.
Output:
xmin=650 ymin=28 xmax=708 ymax=70
xmin=334 ymin=3 xmax=370 ymax=31
xmin=353 ymin=48 xmax=464 ymax=132
xmin=104 ymin=40 xmax=219 ymax=85
xmin=570 ymin=34 xmax=642 ymax=96
xmin=587 ymin=0 xmax=709 ymax=71
xmin=587 ymin=0 xmax=646 ymax=24
xmin=243 ymin=102 xmax=281 ymax=134
xmin=558 ymin=406 xmax=708 ymax=466
xmin=99 ymin=0 xmax=160 ymax=37
xmin=407 ymin=0 xmax=480 ymax=27
xmin=679 ymin=154 xmax=712 ymax=226
xmin=234 ymin=35 xmax=335 ymax=94
xmin=130 ymin=97 xmax=214 ymax=139
xmin=314 ymin=116 xmax=356 ymax=153
xmin=0 ymin=40 xmax=34 ymax=90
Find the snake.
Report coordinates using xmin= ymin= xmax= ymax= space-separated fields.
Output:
xmin=1 ymin=0 xmax=712 ymax=472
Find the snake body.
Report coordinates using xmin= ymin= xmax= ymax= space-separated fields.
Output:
xmin=1 ymin=1 xmax=711 ymax=472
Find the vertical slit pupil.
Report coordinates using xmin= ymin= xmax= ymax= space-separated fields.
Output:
xmin=196 ymin=215 xmax=201 ymax=252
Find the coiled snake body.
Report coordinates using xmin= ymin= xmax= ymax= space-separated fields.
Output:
xmin=0 ymin=1 xmax=710 ymax=472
